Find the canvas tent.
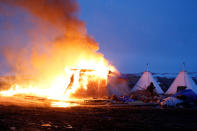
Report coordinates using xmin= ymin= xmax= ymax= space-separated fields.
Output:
xmin=131 ymin=65 xmax=164 ymax=94
xmin=165 ymin=64 xmax=197 ymax=94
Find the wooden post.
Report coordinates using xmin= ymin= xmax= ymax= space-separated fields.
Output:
xmin=183 ymin=62 xmax=185 ymax=72
xmin=147 ymin=64 xmax=149 ymax=72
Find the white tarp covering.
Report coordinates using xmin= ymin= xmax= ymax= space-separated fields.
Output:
xmin=165 ymin=71 xmax=197 ymax=95
xmin=131 ymin=71 xmax=164 ymax=94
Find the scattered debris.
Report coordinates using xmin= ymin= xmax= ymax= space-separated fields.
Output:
xmin=160 ymin=89 xmax=197 ymax=107
xmin=84 ymin=99 xmax=110 ymax=105
xmin=160 ymin=97 xmax=183 ymax=107
xmin=10 ymin=127 xmax=16 ymax=131
xmin=65 ymin=124 xmax=72 ymax=129
xmin=41 ymin=123 xmax=51 ymax=127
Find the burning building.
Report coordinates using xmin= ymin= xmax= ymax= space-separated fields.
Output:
xmin=0 ymin=0 xmax=129 ymax=106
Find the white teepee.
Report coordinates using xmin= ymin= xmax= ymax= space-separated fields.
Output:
xmin=131 ymin=64 xmax=164 ymax=94
xmin=165 ymin=63 xmax=197 ymax=94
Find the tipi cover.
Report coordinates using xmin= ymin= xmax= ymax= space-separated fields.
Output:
xmin=165 ymin=71 xmax=197 ymax=94
xmin=131 ymin=71 xmax=164 ymax=94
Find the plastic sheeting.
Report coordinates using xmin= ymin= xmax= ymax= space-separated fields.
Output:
xmin=172 ymin=89 xmax=197 ymax=102
xmin=161 ymin=89 xmax=197 ymax=107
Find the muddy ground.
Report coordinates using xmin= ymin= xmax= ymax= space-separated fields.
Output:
xmin=0 ymin=105 xmax=197 ymax=131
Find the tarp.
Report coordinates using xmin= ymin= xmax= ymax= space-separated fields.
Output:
xmin=172 ymin=89 xmax=197 ymax=102
xmin=161 ymin=89 xmax=197 ymax=107
xmin=117 ymin=96 xmax=134 ymax=103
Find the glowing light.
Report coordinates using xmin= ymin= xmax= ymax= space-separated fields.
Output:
xmin=0 ymin=58 xmax=117 ymax=107
xmin=51 ymin=102 xmax=79 ymax=107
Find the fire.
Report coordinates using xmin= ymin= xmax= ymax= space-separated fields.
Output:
xmin=0 ymin=58 xmax=116 ymax=106
xmin=51 ymin=102 xmax=79 ymax=108
xmin=0 ymin=0 xmax=118 ymax=107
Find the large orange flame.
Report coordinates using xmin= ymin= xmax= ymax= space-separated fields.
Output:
xmin=0 ymin=0 xmax=118 ymax=107
xmin=0 ymin=57 xmax=117 ymax=107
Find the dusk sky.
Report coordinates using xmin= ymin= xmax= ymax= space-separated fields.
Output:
xmin=78 ymin=0 xmax=197 ymax=73
xmin=0 ymin=0 xmax=197 ymax=74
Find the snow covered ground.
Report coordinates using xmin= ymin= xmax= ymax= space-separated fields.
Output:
xmin=152 ymin=72 xmax=197 ymax=78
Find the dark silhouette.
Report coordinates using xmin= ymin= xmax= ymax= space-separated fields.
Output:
xmin=147 ymin=82 xmax=156 ymax=100
xmin=65 ymin=74 xmax=74 ymax=93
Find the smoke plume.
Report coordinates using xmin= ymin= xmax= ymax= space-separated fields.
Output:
xmin=0 ymin=0 xmax=103 ymax=79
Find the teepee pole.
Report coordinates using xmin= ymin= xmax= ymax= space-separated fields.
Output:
xmin=147 ymin=64 xmax=149 ymax=72
xmin=147 ymin=64 xmax=149 ymax=85
xmin=182 ymin=62 xmax=187 ymax=86
xmin=183 ymin=62 xmax=185 ymax=72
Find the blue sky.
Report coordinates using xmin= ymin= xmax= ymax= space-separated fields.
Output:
xmin=78 ymin=0 xmax=197 ymax=73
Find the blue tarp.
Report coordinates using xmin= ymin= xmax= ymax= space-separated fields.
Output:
xmin=160 ymin=89 xmax=197 ymax=107
xmin=172 ymin=89 xmax=197 ymax=102
xmin=118 ymin=96 xmax=134 ymax=103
